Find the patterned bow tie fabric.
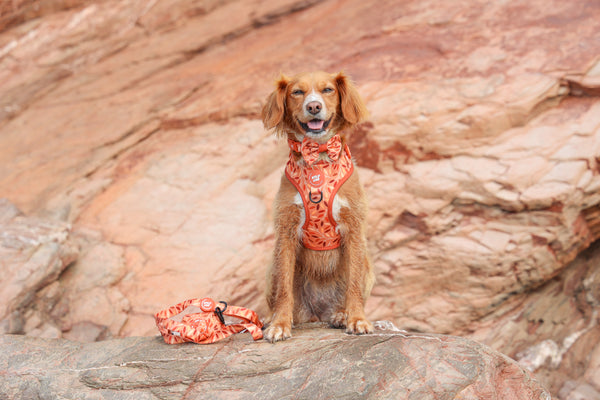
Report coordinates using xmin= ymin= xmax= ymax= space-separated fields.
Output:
xmin=288 ymin=135 xmax=342 ymax=165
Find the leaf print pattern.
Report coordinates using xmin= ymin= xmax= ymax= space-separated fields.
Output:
xmin=288 ymin=135 xmax=343 ymax=166
xmin=285 ymin=140 xmax=354 ymax=250
xmin=155 ymin=297 xmax=263 ymax=344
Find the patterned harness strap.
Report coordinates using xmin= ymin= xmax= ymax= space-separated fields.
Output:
xmin=286 ymin=134 xmax=354 ymax=250
xmin=155 ymin=297 xmax=263 ymax=344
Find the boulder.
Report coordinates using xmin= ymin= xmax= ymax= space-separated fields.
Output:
xmin=0 ymin=323 xmax=550 ymax=400
xmin=0 ymin=199 xmax=78 ymax=336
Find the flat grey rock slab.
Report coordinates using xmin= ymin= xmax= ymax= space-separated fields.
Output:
xmin=0 ymin=324 xmax=550 ymax=399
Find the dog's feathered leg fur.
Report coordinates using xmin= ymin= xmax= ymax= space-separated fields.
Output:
xmin=264 ymin=178 xmax=302 ymax=342
xmin=336 ymin=174 xmax=374 ymax=334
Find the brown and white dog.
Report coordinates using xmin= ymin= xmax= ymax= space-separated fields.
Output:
xmin=261 ymin=71 xmax=375 ymax=342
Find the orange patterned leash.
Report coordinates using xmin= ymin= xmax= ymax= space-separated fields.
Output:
xmin=155 ymin=297 xmax=263 ymax=344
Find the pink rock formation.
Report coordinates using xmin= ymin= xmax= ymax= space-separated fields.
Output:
xmin=1 ymin=1 xmax=600 ymax=398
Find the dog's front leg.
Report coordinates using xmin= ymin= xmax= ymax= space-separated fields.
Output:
xmin=264 ymin=203 xmax=301 ymax=343
xmin=339 ymin=208 xmax=374 ymax=335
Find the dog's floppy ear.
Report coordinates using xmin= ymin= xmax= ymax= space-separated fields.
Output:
xmin=262 ymin=74 xmax=289 ymax=135
xmin=335 ymin=72 xmax=368 ymax=125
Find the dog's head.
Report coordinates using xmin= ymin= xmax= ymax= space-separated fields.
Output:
xmin=261 ymin=71 xmax=368 ymax=142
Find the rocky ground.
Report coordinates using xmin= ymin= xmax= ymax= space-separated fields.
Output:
xmin=0 ymin=323 xmax=550 ymax=400
xmin=1 ymin=0 xmax=600 ymax=398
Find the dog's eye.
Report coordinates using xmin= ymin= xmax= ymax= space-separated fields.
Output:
xmin=322 ymin=87 xmax=334 ymax=94
xmin=292 ymin=89 xmax=304 ymax=96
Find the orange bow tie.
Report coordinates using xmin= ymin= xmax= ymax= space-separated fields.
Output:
xmin=288 ymin=135 xmax=342 ymax=165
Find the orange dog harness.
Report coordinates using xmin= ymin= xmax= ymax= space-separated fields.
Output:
xmin=286 ymin=134 xmax=354 ymax=250
xmin=155 ymin=297 xmax=263 ymax=344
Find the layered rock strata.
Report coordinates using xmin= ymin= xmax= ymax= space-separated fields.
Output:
xmin=1 ymin=1 xmax=600 ymax=398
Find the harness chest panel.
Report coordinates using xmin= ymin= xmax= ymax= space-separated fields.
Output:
xmin=285 ymin=141 xmax=354 ymax=251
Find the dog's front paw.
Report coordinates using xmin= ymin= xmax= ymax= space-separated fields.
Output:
xmin=330 ymin=311 xmax=347 ymax=329
xmin=346 ymin=317 xmax=373 ymax=335
xmin=263 ymin=322 xmax=292 ymax=343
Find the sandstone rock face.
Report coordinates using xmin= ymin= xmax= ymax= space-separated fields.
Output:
xmin=0 ymin=324 xmax=550 ymax=400
xmin=0 ymin=199 xmax=130 ymax=342
xmin=1 ymin=1 xmax=600 ymax=399
xmin=0 ymin=199 xmax=78 ymax=337
xmin=0 ymin=0 xmax=87 ymax=32
xmin=470 ymin=240 xmax=600 ymax=397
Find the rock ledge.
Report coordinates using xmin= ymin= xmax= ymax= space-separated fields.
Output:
xmin=0 ymin=323 xmax=549 ymax=399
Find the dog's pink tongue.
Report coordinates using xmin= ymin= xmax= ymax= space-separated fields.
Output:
xmin=307 ymin=120 xmax=324 ymax=130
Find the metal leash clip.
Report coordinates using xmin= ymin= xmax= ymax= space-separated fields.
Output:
xmin=214 ymin=301 xmax=228 ymax=324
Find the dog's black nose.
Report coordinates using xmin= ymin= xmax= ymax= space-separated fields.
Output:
xmin=306 ymin=101 xmax=322 ymax=115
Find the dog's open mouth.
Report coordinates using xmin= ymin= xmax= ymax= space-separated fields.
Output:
xmin=298 ymin=118 xmax=331 ymax=133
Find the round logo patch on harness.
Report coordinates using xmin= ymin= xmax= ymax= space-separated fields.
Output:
xmin=307 ymin=170 xmax=324 ymax=188
xmin=199 ymin=297 xmax=216 ymax=312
